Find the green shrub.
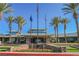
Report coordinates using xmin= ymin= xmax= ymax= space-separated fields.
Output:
xmin=0 ymin=47 xmax=10 ymax=52
xmin=53 ymin=49 xmax=62 ymax=52
xmin=15 ymin=49 xmax=53 ymax=52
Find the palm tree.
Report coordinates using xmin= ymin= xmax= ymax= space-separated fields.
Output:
xmin=0 ymin=3 xmax=12 ymax=19
xmin=50 ymin=22 xmax=56 ymax=43
xmin=62 ymin=3 xmax=79 ymax=41
xmin=15 ymin=16 xmax=26 ymax=34
xmin=14 ymin=16 xmax=26 ymax=44
xmin=5 ymin=16 xmax=14 ymax=43
xmin=60 ymin=18 xmax=69 ymax=43
xmin=50 ymin=17 xmax=60 ymax=43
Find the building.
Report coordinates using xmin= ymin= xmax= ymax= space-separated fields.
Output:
xmin=0 ymin=28 xmax=78 ymax=48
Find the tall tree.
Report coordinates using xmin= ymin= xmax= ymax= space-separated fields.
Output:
xmin=61 ymin=18 xmax=69 ymax=43
xmin=62 ymin=3 xmax=79 ymax=41
xmin=0 ymin=3 xmax=12 ymax=19
xmin=0 ymin=3 xmax=12 ymax=44
xmin=14 ymin=16 xmax=26 ymax=44
xmin=15 ymin=16 xmax=26 ymax=34
xmin=50 ymin=17 xmax=60 ymax=43
xmin=5 ymin=16 xmax=14 ymax=43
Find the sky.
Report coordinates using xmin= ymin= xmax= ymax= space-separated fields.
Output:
xmin=0 ymin=3 xmax=78 ymax=34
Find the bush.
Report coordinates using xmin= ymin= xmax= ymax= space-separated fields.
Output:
xmin=0 ymin=47 xmax=11 ymax=52
xmin=15 ymin=49 xmax=53 ymax=52
xmin=52 ymin=47 xmax=61 ymax=52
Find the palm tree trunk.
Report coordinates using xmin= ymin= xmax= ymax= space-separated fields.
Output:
xmin=57 ymin=26 xmax=59 ymax=43
xmin=17 ymin=25 xmax=20 ymax=44
xmin=18 ymin=27 xmax=21 ymax=44
xmin=54 ymin=27 xmax=56 ymax=43
xmin=75 ymin=19 xmax=79 ymax=41
xmin=19 ymin=27 xmax=22 ymax=41
xmin=18 ymin=26 xmax=20 ymax=34
xmin=64 ymin=25 xmax=67 ymax=43
xmin=9 ymin=25 xmax=12 ymax=44
xmin=56 ymin=27 xmax=57 ymax=43
xmin=74 ymin=14 xmax=79 ymax=42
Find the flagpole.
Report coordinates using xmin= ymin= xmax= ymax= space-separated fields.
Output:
xmin=29 ymin=16 xmax=32 ymax=49
xmin=45 ymin=15 xmax=47 ymax=43
xmin=37 ymin=4 xmax=39 ymax=42
xmin=30 ymin=17 xmax=32 ymax=48
xmin=30 ymin=16 xmax=32 ymax=37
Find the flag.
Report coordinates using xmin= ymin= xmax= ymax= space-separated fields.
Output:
xmin=30 ymin=16 xmax=33 ymax=22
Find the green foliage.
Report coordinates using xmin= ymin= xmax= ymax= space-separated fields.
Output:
xmin=50 ymin=17 xmax=60 ymax=27
xmin=66 ymin=46 xmax=79 ymax=52
xmin=0 ymin=47 xmax=11 ymax=52
xmin=0 ymin=3 xmax=12 ymax=19
xmin=15 ymin=49 xmax=53 ymax=52
xmin=62 ymin=3 xmax=79 ymax=15
xmin=14 ymin=16 xmax=26 ymax=33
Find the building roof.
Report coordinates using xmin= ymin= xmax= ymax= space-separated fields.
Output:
xmin=50 ymin=33 xmax=77 ymax=37
xmin=0 ymin=32 xmax=77 ymax=38
xmin=28 ymin=28 xmax=47 ymax=33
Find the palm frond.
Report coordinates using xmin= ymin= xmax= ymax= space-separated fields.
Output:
xmin=62 ymin=3 xmax=79 ymax=15
xmin=63 ymin=11 xmax=72 ymax=15
xmin=62 ymin=8 xmax=71 ymax=11
xmin=0 ymin=3 xmax=12 ymax=19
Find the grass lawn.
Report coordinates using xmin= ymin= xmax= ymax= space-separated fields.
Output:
xmin=67 ymin=49 xmax=79 ymax=52
xmin=0 ymin=45 xmax=20 ymax=52
xmin=66 ymin=46 xmax=79 ymax=52
xmin=0 ymin=45 xmax=79 ymax=52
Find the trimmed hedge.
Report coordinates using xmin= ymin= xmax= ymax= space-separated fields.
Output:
xmin=0 ymin=47 xmax=11 ymax=52
xmin=15 ymin=49 xmax=53 ymax=52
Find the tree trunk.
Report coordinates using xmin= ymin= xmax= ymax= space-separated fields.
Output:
xmin=75 ymin=19 xmax=79 ymax=41
xmin=17 ymin=25 xmax=20 ymax=44
xmin=57 ymin=26 xmax=59 ymax=43
xmin=74 ymin=13 xmax=79 ymax=42
xmin=64 ymin=25 xmax=67 ymax=43
xmin=18 ymin=26 xmax=20 ymax=34
xmin=9 ymin=24 xmax=12 ymax=44
xmin=54 ymin=27 xmax=57 ymax=43
xmin=18 ymin=27 xmax=21 ymax=44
